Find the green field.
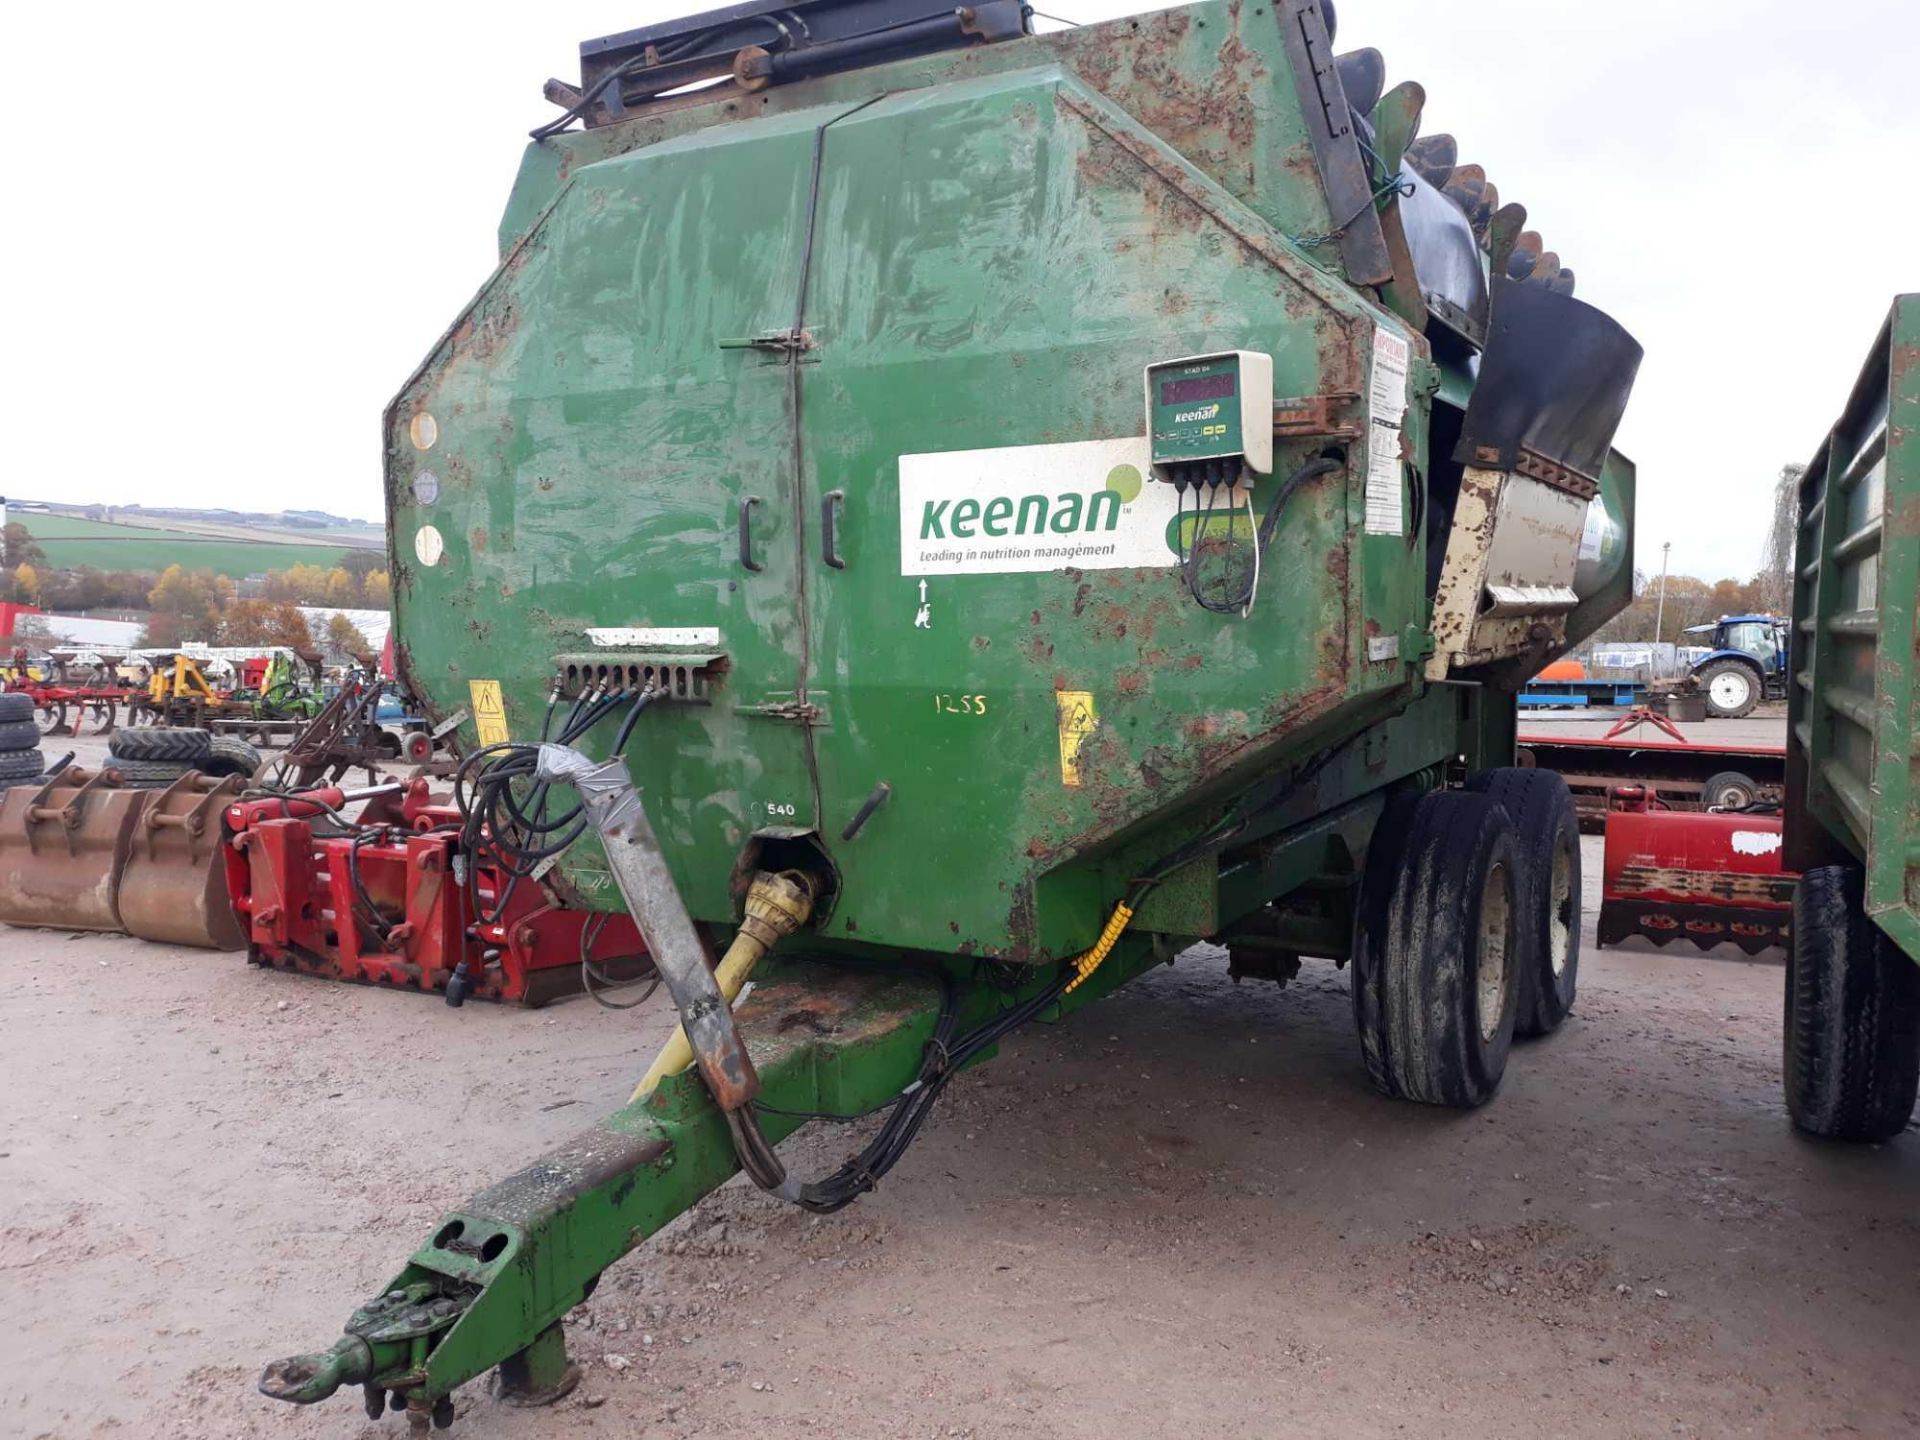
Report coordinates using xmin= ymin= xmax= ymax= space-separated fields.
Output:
xmin=14 ymin=514 xmax=360 ymax=576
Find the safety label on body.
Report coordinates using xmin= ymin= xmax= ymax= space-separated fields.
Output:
xmin=1365 ymin=326 xmax=1411 ymax=536
xmin=1055 ymin=690 xmax=1099 ymax=788
xmin=469 ymin=680 xmax=510 ymax=747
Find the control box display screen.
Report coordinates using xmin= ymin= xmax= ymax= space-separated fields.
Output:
xmin=1147 ymin=354 xmax=1250 ymax=471
xmin=1158 ymin=372 xmax=1237 ymax=406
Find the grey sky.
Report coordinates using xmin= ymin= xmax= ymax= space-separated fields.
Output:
xmin=7 ymin=1 xmax=1915 ymax=583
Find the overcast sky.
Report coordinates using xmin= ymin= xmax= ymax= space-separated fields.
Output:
xmin=5 ymin=1 xmax=1914 ymax=582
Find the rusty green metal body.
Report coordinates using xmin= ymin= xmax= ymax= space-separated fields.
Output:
xmin=387 ymin=0 xmax=1634 ymax=961
xmin=269 ymin=0 xmax=1644 ymax=1423
xmin=1787 ymin=294 xmax=1920 ymax=963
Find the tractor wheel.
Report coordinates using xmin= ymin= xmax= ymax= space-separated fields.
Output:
xmin=35 ymin=701 xmax=69 ymax=738
xmin=1702 ymin=770 xmax=1760 ymax=810
xmin=0 ymin=692 xmax=32 ymax=723
xmin=1697 ymin=659 xmax=1760 ymax=719
xmin=205 ymin=736 xmax=264 ymax=779
xmin=0 ymin=719 xmax=40 ymax=753
xmin=1353 ymin=790 xmax=1521 ymax=1107
xmin=1466 ymin=767 xmax=1581 ymax=1037
xmin=1785 ymin=866 xmax=1920 ymax=1141
xmin=0 ymin=748 xmax=46 ymax=784
xmin=110 ymin=726 xmax=213 ymax=765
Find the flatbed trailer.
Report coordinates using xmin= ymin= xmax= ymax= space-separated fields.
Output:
xmin=1519 ymin=727 xmax=1785 ymax=826
xmin=1518 ymin=677 xmax=1645 ymax=708
xmin=1781 ymin=293 xmax=1920 ymax=1141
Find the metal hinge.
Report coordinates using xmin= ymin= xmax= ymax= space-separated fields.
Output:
xmin=1272 ymin=391 xmax=1363 ymax=440
xmin=718 ymin=329 xmax=815 ymax=356
xmin=736 ymin=699 xmax=824 ymax=725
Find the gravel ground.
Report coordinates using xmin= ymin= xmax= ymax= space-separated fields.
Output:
xmin=4 ymin=725 xmax=1918 ymax=1439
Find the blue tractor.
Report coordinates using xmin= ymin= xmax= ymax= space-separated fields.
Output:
xmin=1683 ymin=614 xmax=1790 ymax=718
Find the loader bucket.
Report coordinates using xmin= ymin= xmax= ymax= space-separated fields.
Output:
xmin=0 ymin=765 xmax=148 ymax=933
xmin=119 ymin=772 xmax=247 ymax=950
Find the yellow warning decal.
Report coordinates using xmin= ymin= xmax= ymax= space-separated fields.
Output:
xmin=469 ymin=679 xmax=510 ymax=747
xmin=1055 ymin=690 xmax=1098 ymax=788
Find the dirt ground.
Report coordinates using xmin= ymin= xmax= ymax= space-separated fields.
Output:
xmin=5 ymin=723 xmax=1918 ymax=1439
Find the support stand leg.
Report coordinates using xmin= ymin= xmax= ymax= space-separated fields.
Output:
xmin=493 ymin=1320 xmax=580 ymax=1407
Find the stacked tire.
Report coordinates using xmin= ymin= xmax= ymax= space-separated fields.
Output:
xmin=106 ymin=728 xmax=265 ymax=788
xmin=0 ymin=692 xmax=46 ymax=787
xmin=107 ymin=725 xmax=215 ymax=788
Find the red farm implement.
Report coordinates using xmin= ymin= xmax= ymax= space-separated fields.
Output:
xmin=222 ymin=778 xmax=654 ymax=1007
xmin=1598 ymin=787 xmax=1795 ymax=956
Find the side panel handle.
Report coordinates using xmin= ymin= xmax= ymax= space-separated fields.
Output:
xmin=821 ymin=489 xmax=846 ymax=569
xmin=738 ymin=495 xmax=763 ymax=572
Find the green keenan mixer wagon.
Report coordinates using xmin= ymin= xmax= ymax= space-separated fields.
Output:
xmin=260 ymin=0 xmax=1642 ymax=1426
xmin=1782 ymin=294 xmax=1920 ymax=1142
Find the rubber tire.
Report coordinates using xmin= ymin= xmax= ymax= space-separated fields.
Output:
xmin=0 ymin=719 xmax=38 ymax=752
xmin=205 ymin=736 xmax=263 ymax=779
xmin=1697 ymin=659 xmax=1760 ymax=719
xmin=0 ymin=692 xmax=33 ymax=723
xmin=109 ymin=726 xmax=213 ymax=764
xmin=104 ymin=757 xmax=196 ymax=790
xmin=0 ymin=748 xmax=46 ymax=784
xmin=1701 ymin=770 xmax=1759 ymax=810
xmin=1785 ymin=865 xmax=1920 ymax=1141
xmin=1353 ymin=790 xmax=1522 ymax=1107
xmin=1466 ymin=767 xmax=1581 ymax=1037
xmin=403 ymin=731 xmax=434 ymax=764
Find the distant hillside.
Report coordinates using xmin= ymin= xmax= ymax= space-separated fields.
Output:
xmin=8 ymin=498 xmax=383 ymax=554
xmin=13 ymin=512 xmax=370 ymax=575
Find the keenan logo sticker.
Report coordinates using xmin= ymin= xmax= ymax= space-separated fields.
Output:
xmin=899 ymin=436 xmax=1195 ymax=576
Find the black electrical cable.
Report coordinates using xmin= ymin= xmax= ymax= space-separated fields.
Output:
xmin=347 ymin=827 xmax=397 ymax=941
xmin=579 ymin=911 xmax=662 ymax=1011
xmin=1184 ymin=455 xmax=1342 ymax=615
xmin=453 ymin=683 xmax=656 ymax=928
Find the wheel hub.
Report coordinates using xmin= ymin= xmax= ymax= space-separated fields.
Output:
xmin=1478 ymin=862 xmax=1512 ymax=1042
xmin=1709 ymin=671 xmax=1751 ymax=709
xmin=1549 ymin=835 xmax=1573 ymax=978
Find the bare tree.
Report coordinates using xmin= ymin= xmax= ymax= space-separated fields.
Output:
xmin=1757 ymin=463 xmax=1805 ymax=615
